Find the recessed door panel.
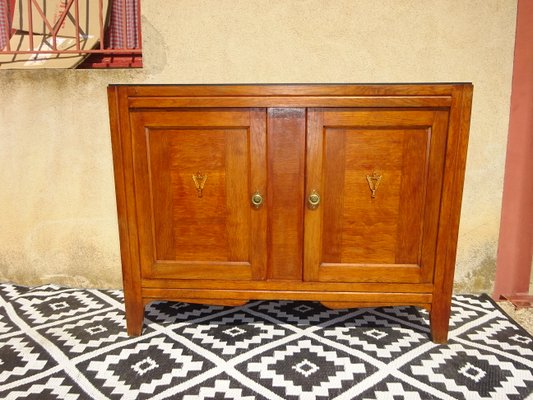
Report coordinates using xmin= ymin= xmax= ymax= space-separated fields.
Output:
xmin=304 ymin=109 xmax=449 ymax=283
xmin=130 ymin=109 xmax=267 ymax=281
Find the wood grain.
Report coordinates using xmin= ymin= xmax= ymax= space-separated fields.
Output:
xmin=128 ymin=109 xmax=268 ymax=281
xmin=267 ymin=108 xmax=306 ymax=280
xmin=141 ymin=287 xmax=433 ymax=304
xmin=303 ymin=109 xmax=324 ymax=281
xmin=124 ymin=83 xmax=462 ymax=97
xmin=140 ymin=278 xmax=435 ymax=293
xmin=305 ymin=109 xmax=449 ymax=284
xmin=128 ymin=96 xmax=452 ymax=109
xmin=430 ymin=85 xmax=473 ymax=343
xmin=107 ymin=83 xmax=473 ymax=342
xmin=249 ymin=109 xmax=268 ymax=280
xmin=108 ymin=87 xmax=146 ymax=335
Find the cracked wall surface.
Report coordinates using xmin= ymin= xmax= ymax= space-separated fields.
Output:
xmin=0 ymin=1 xmax=517 ymax=292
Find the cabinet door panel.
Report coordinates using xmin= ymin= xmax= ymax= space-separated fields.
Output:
xmin=130 ymin=109 xmax=267 ymax=281
xmin=305 ymin=109 xmax=448 ymax=283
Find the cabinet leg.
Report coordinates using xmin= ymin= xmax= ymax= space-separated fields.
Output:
xmin=430 ymin=307 xmax=450 ymax=344
xmin=125 ymin=302 xmax=145 ymax=336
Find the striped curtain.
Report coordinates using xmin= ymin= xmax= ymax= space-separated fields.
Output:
xmin=109 ymin=0 xmax=139 ymax=49
xmin=0 ymin=0 xmax=11 ymax=50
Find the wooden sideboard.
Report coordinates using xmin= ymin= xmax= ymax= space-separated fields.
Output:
xmin=107 ymin=84 xmax=473 ymax=343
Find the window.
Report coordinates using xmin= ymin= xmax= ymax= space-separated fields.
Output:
xmin=0 ymin=0 xmax=141 ymax=69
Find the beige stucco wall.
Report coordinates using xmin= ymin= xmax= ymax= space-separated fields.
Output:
xmin=0 ymin=0 xmax=517 ymax=292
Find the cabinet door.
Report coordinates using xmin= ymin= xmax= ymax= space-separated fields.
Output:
xmin=304 ymin=108 xmax=449 ymax=283
xmin=130 ymin=109 xmax=267 ymax=281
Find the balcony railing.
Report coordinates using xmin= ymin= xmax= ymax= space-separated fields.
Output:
xmin=0 ymin=0 xmax=141 ymax=68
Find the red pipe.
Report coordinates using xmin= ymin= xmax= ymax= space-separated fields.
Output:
xmin=493 ymin=0 xmax=533 ymax=299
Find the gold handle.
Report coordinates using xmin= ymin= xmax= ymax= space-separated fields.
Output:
xmin=308 ymin=190 xmax=321 ymax=209
xmin=251 ymin=191 xmax=264 ymax=209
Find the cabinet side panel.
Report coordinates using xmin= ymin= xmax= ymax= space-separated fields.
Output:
xmin=431 ymin=85 xmax=473 ymax=342
xmin=107 ymin=86 xmax=144 ymax=335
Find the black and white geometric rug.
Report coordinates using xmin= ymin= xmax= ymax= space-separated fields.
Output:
xmin=0 ymin=283 xmax=531 ymax=399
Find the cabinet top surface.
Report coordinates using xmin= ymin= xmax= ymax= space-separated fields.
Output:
xmin=108 ymin=83 xmax=473 ymax=101
xmin=108 ymin=83 xmax=472 ymax=92
xmin=108 ymin=82 xmax=472 ymax=87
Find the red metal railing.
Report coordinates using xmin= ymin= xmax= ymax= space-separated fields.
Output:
xmin=0 ymin=0 xmax=13 ymax=50
xmin=0 ymin=0 xmax=141 ymax=68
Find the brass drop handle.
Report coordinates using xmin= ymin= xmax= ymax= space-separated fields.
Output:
xmin=308 ymin=190 xmax=321 ymax=209
xmin=251 ymin=191 xmax=264 ymax=209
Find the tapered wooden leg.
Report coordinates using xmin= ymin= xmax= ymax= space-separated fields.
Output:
xmin=430 ymin=305 xmax=451 ymax=344
xmin=125 ymin=301 xmax=145 ymax=336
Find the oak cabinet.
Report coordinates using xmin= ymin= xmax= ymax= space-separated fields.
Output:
xmin=108 ymin=84 xmax=473 ymax=343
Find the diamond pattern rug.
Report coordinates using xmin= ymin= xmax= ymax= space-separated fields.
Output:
xmin=0 ymin=283 xmax=531 ymax=399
